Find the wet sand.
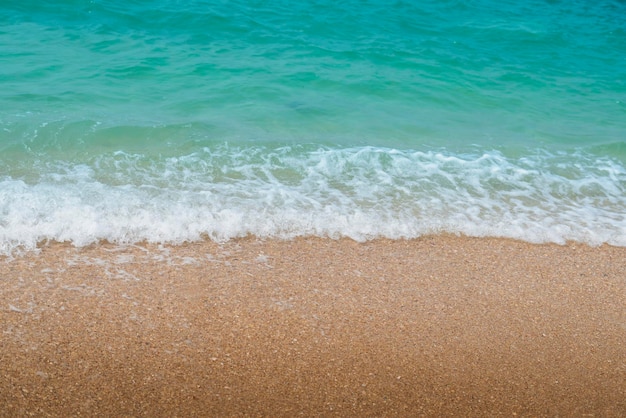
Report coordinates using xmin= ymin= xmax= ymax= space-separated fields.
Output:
xmin=1 ymin=236 xmax=625 ymax=417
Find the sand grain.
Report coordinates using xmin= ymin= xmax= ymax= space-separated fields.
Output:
xmin=1 ymin=236 xmax=625 ymax=416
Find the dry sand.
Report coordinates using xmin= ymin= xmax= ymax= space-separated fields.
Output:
xmin=1 ymin=235 xmax=625 ymax=417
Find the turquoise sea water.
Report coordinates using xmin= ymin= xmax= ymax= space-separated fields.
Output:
xmin=1 ymin=0 xmax=625 ymax=254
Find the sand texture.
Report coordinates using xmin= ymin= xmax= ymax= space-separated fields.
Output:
xmin=1 ymin=236 xmax=625 ymax=417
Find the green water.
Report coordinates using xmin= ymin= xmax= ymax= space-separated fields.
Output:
xmin=1 ymin=0 xmax=625 ymax=253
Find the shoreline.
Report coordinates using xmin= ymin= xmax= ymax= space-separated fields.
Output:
xmin=1 ymin=235 xmax=625 ymax=416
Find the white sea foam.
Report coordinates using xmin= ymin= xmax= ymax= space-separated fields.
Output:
xmin=1 ymin=146 xmax=625 ymax=255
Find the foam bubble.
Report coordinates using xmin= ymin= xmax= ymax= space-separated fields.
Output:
xmin=1 ymin=146 xmax=625 ymax=255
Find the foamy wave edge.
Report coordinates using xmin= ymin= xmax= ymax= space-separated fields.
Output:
xmin=1 ymin=146 xmax=625 ymax=255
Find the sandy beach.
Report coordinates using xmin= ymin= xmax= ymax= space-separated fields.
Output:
xmin=1 ymin=235 xmax=624 ymax=416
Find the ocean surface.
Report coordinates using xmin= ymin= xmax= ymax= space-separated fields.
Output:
xmin=1 ymin=0 xmax=625 ymax=255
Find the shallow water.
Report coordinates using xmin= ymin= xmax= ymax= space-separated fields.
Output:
xmin=1 ymin=0 xmax=625 ymax=254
